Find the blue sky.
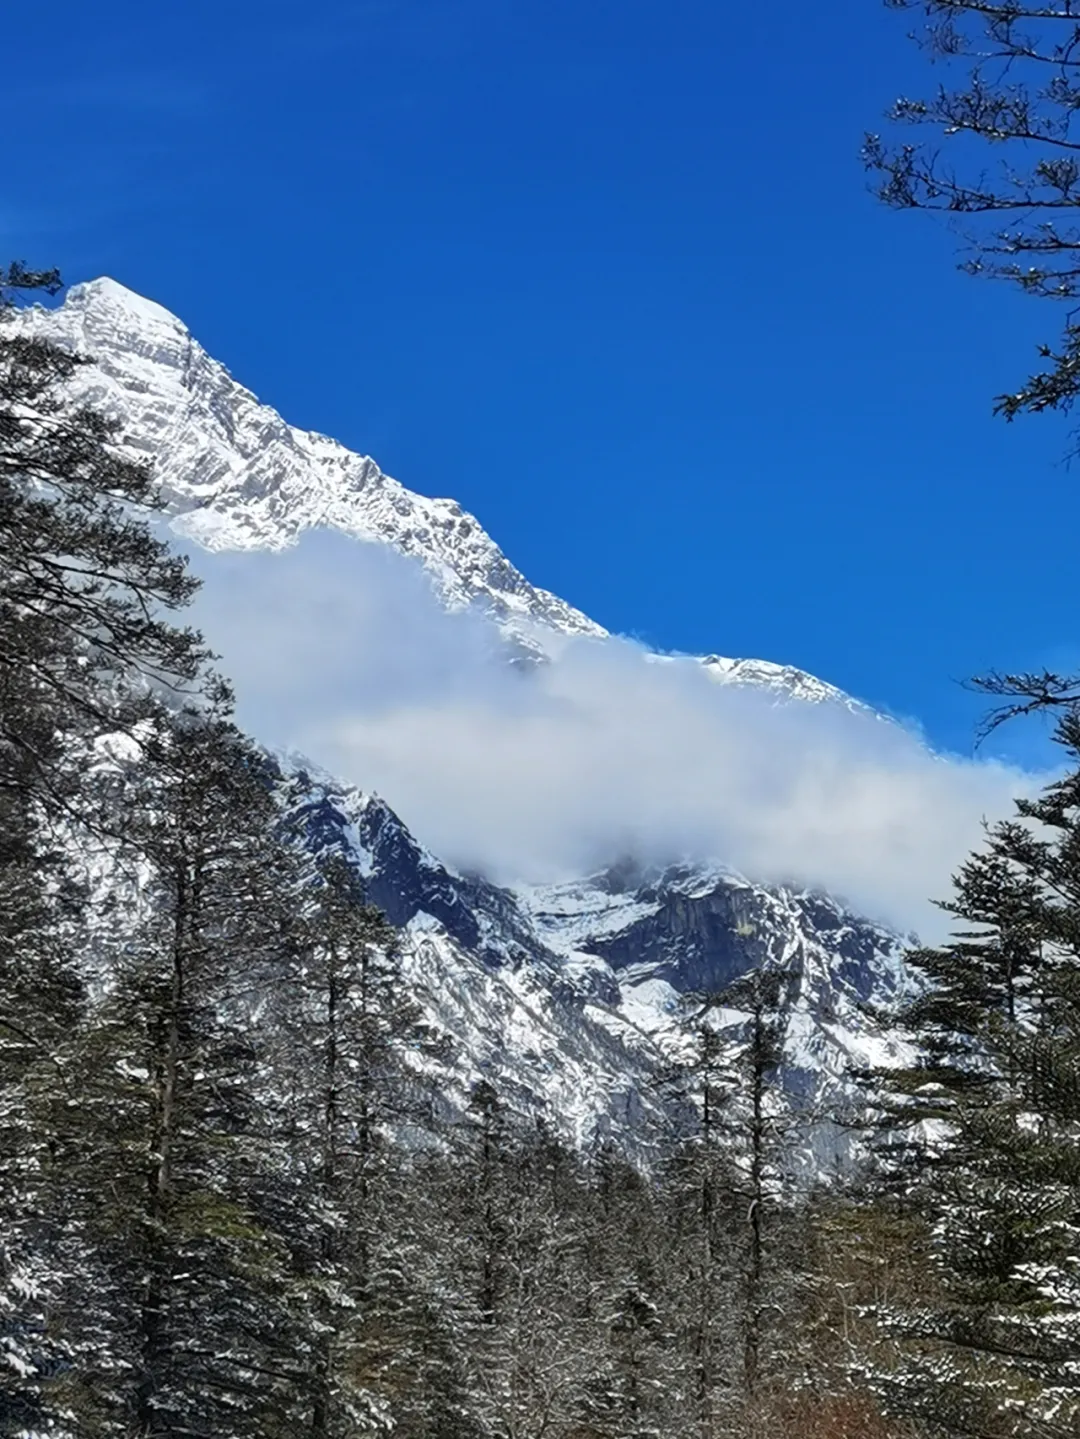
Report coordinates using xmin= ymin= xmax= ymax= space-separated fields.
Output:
xmin=8 ymin=0 xmax=1075 ymax=766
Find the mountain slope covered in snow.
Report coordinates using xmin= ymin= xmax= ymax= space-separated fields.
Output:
xmin=18 ymin=278 xmax=602 ymax=644
xmin=19 ymin=277 xmax=847 ymax=701
xmin=286 ymin=762 xmax=911 ymax=1160
xmin=19 ymin=277 xmax=913 ymax=1158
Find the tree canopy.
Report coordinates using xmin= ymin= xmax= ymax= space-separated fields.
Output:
xmin=867 ymin=0 xmax=1080 ymax=447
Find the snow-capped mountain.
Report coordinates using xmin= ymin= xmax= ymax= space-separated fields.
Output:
xmin=18 ymin=278 xmax=601 ymax=645
xmin=19 ymin=277 xmax=912 ymax=1157
xmin=18 ymin=277 xmax=842 ymax=701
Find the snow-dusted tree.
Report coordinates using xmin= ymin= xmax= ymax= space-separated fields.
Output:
xmin=420 ymin=1086 xmax=597 ymax=1439
xmin=53 ymin=693 xmax=305 ymax=1438
xmin=568 ymin=1146 xmax=664 ymax=1439
xmin=576 ymin=1281 xmax=671 ymax=1439
xmin=860 ymin=709 xmax=1080 ymax=1437
xmin=664 ymin=972 xmax=791 ymax=1430
xmin=0 ymin=260 xmax=206 ymax=1437
xmin=474 ymin=1121 xmax=594 ymax=1439
xmin=0 ymin=796 xmax=87 ymax=1438
xmin=265 ymin=849 xmax=431 ymax=1438
xmin=722 ymin=971 xmax=788 ymax=1405
xmin=460 ymin=1079 xmax=513 ymax=1333
xmin=655 ymin=1005 xmax=742 ymax=1437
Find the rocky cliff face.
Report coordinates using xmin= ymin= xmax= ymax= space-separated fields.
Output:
xmin=282 ymin=763 xmax=911 ymax=1161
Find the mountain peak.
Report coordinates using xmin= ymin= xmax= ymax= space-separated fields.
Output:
xmin=65 ymin=275 xmax=186 ymax=331
xmin=59 ymin=278 xmax=196 ymax=369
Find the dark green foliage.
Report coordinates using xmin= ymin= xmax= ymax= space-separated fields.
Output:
xmin=861 ymin=708 xmax=1080 ymax=1436
xmin=661 ymin=974 xmax=796 ymax=1432
xmin=0 ymin=844 xmax=85 ymax=1438
xmin=0 ymin=262 xmax=206 ymax=1436
xmin=267 ymin=852 xmax=428 ymax=1437
xmin=0 ymin=264 xmax=204 ymax=829
xmin=19 ymin=698 xmax=304 ymax=1438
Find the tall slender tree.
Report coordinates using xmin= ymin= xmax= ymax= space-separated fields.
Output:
xmin=575 ymin=1146 xmax=675 ymax=1439
xmin=861 ymin=707 xmax=1080 ymax=1437
xmin=658 ymin=1001 xmax=741 ymax=1437
xmin=268 ymin=851 xmax=421 ymax=1438
xmin=0 ymin=260 xmax=206 ymax=1436
xmin=55 ymin=694 xmax=304 ymax=1438
xmin=0 ymin=812 xmax=86 ymax=1438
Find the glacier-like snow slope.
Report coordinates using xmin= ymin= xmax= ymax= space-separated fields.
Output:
xmin=19 ymin=278 xmax=914 ymax=1156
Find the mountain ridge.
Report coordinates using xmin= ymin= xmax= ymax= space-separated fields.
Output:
xmin=18 ymin=276 xmax=852 ymax=706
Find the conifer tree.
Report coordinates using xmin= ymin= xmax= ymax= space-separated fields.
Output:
xmin=480 ymin=1121 xmax=593 ymax=1439
xmin=55 ymin=693 xmax=304 ymax=1438
xmin=572 ymin=1139 xmax=687 ymax=1439
xmin=0 ymin=263 xmax=204 ymax=823
xmin=725 ymin=970 xmax=787 ymax=1405
xmin=428 ymin=1084 xmax=591 ymax=1439
xmin=668 ymin=973 xmax=789 ymax=1424
xmin=588 ymin=1285 xmax=669 ymax=1439
xmin=267 ymin=850 xmax=420 ymax=1438
xmin=657 ymin=1003 xmax=741 ymax=1437
xmin=461 ymin=1079 xmax=513 ymax=1332
xmin=861 ymin=707 xmax=1080 ymax=1437
xmin=0 ymin=261 xmax=206 ymax=1436
xmin=0 ymin=804 xmax=86 ymax=1438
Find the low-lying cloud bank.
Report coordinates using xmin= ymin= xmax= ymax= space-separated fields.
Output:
xmin=187 ymin=530 xmax=1043 ymax=938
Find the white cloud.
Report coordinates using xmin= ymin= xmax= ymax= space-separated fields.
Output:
xmin=187 ymin=529 xmax=1044 ymax=938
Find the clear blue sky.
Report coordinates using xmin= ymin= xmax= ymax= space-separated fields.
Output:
xmin=8 ymin=0 xmax=1074 ymax=766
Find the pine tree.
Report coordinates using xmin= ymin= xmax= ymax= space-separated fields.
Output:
xmin=0 ymin=802 xmax=87 ymax=1438
xmin=667 ymin=972 xmax=790 ymax=1426
xmin=426 ymin=1085 xmax=594 ymax=1439
xmin=861 ymin=708 xmax=1080 ymax=1437
xmin=479 ymin=1121 xmax=593 ymax=1439
xmin=0 ymin=263 xmax=204 ymax=824
xmin=724 ymin=970 xmax=787 ymax=1407
xmin=656 ymin=1003 xmax=741 ymax=1437
xmin=53 ymin=693 xmax=305 ymax=1438
xmin=591 ymin=1285 xmax=668 ymax=1439
xmin=0 ymin=261 xmax=206 ymax=1436
xmin=575 ymin=1145 xmax=675 ymax=1439
xmin=267 ymin=850 xmax=422 ymax=1438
